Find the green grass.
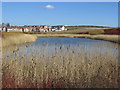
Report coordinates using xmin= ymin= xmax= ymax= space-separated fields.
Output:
xmin=65 ymin=26 xmax=110 ymax=30
xmin=46 ymin=29 xmax=105 ymax=34
xmin=89 ymin=29 xmax=104 ymax=35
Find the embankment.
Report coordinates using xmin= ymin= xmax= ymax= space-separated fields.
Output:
xmin=2 ymin=34 xmax=37 ymax=47
xmin=1 ymin=33 xmax=119 ymax=48
xmin=35 ymin=34 xmax=120 ymax=43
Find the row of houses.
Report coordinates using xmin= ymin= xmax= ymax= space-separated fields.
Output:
xmin=1 ymin=25 xmax=67 ymax=32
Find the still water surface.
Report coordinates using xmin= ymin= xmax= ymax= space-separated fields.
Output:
xmin=3 ymin=37 xmax=119 ymax=60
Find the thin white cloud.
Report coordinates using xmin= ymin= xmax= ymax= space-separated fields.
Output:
xmin=45 ymin=5 xmax=55 ymax=9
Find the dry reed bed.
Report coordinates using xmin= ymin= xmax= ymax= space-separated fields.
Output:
xmin=2 ymin=34 xmax=37 ymax=47
xmin=2 ymin=44 xmax=119 ymax=88
xmin=35 ymin=34 xmax=120 ymax=43
xmin=0 ymin=37 xmax=2 ymax=90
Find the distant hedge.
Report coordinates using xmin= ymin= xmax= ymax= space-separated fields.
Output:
xmin=104 ymin=28 xmax=120 ymax=35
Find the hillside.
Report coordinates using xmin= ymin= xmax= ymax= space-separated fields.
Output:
xmin=65 ymin=25 xmax=111 ymax=30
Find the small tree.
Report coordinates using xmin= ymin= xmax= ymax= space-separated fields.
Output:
xmin=6 ymin=23 xmax=10 ymax=27
xmin=2 ymin=23 xmax=5 ymax=27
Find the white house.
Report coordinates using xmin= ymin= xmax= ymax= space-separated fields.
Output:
xmin=51 ymin=25 xmax=67 ymax=31
xmin=24 ymin=28 xmax=30 ymax=32
xmin=0 ymin=27 xmax=2 ymax=32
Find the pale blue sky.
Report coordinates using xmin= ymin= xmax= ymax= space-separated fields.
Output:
xmin=2 ymin=2 xmax=118 ymax=27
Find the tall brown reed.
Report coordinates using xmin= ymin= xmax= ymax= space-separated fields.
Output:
xmin=2 ymin=43 xmax=119 ymax=88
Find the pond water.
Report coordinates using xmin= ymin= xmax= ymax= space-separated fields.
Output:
xmin=3 ymin=37 xmax=119 ymax=61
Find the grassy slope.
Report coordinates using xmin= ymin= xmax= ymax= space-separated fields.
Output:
xmin=46 ymin=29 xmax=105 ymax=34
xmin=2 ymin=32 xmax=37 ymax=47
xmin=2 ymin=32 xmax=23 ymax=37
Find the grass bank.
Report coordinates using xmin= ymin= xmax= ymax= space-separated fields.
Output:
xmin=35 ymin=34 xmax=120 ymax=43
xmin=1 ymin=32 xmax=119 ymax=49
xmin=2 ymin=32 xmax=37 ymax=47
